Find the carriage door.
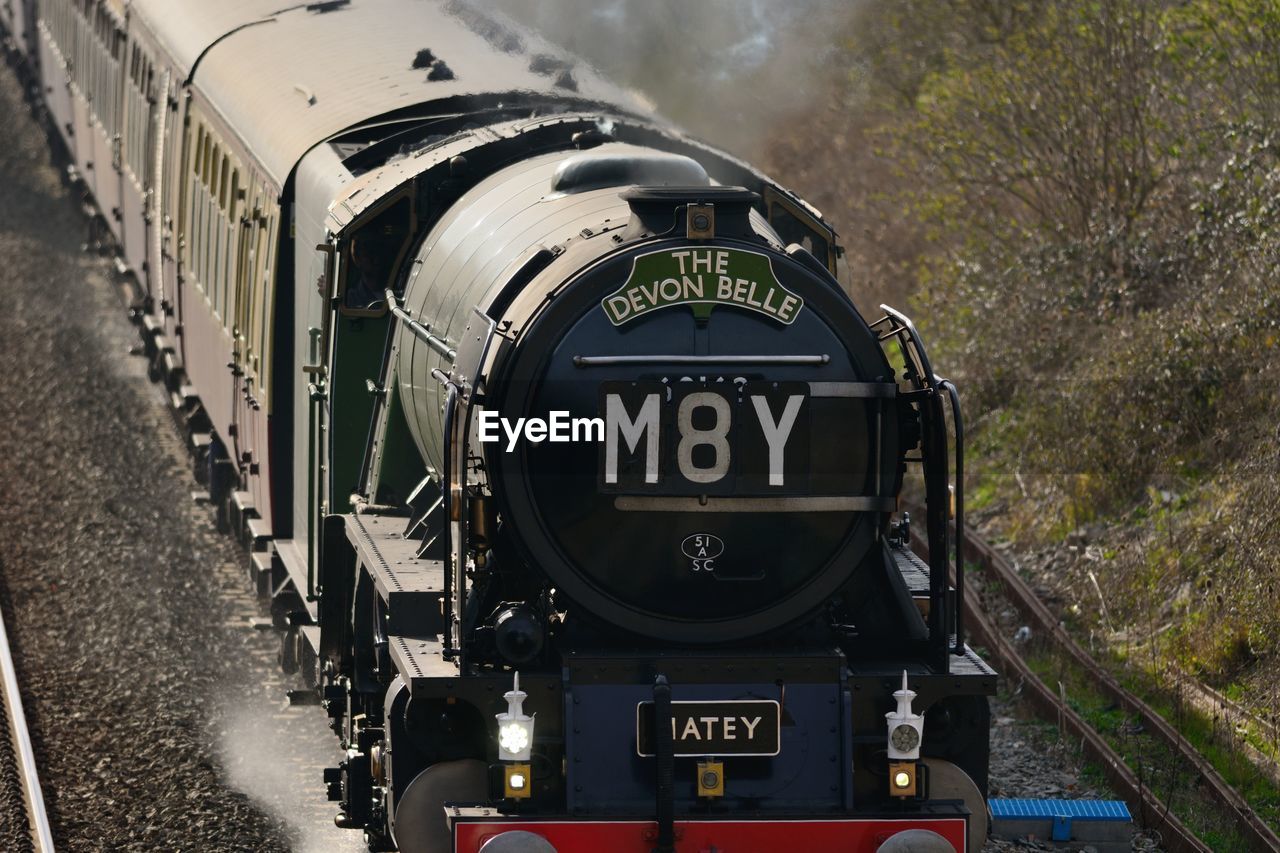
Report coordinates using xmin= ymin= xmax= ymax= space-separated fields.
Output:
xmin=159 ymin=71 xmax=181 ymax=339
xmin=231 ymin=173 xmax=256 ymax=477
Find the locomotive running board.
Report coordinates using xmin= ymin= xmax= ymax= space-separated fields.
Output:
xmin=344 ymin=512 xmax=446 ymax=636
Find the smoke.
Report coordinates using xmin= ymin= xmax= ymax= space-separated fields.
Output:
xmin=214 ymin=691 xmax=364 ymax=853
xmin=481 ymin=0 xmax=862 ymax=157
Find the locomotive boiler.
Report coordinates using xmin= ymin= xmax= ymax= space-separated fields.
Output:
xmin=2 ymin=0 xmax=996 ymax=850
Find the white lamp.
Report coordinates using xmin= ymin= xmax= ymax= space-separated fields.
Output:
xmin=885 ymin=670 xmax=924 ymax=761
xmin=495 ymin=671 xmax=536 ymax=762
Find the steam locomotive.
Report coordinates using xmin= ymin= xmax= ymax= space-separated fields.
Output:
xmin=2 ymin=1 xmax=995 ymax=850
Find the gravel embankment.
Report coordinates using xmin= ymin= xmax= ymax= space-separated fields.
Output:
xmin=0 ymin=57 xmax=361 ymax=853
xmin=984 ymin=688 xmax=1161 ymax=852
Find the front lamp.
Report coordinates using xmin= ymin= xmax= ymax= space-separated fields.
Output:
xmin=499 ymin=720 xmax=533 ymax=756
xmin=495 ymin=671 xmax=536 ymax=762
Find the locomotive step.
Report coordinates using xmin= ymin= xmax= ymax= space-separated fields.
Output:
xmin=990 ymin=799 xmax=1131 ymax=850
xmin=161 ymin=350 xmax=182 ymax=377
xmin=229 ymin=491 xmax=256 ymax=539
xmin=245 ymin=517 xmax=272 ymax=549
xmin=231 ymin=490 xmax=255 ymax=515
xmin=248 ymin=549 xmax=274 ymax=599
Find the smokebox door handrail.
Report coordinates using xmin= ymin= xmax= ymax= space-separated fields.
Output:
xmin=873 ymin=305 xmax=965 ymax=668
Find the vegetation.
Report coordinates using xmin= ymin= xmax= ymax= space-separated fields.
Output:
xmin=766 ymin=0 xmax=1280 ymax=721
xmin=1025 ymin=643 xmax=1261 ymax=851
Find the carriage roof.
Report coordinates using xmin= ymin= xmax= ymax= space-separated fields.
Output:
xmin=130 ymin=0 xmax=649 ymax=186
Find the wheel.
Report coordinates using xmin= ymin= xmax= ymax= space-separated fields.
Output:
xmin=391 ymin=759 xmax=488 ymax=853
xmin=921 ymin=758 xmax=989 ymax=852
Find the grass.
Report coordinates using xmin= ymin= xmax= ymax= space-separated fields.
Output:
xmin=1024 ymin=644 xmax=1263 ymax=851
xmin=1113 ymin=662 xmax=1280 ymax=828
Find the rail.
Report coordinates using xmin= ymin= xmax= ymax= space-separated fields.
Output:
xmin=909 ymin=507 xmax=1280 ymax=852
xmin=0 ymin=605 xmax=54 ymax=852
xmin=962 ymin=587 xmax=1212 ymax=853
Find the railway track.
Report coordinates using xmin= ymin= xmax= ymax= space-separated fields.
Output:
xmin=0 ymin=602 xmax=53 ymax=852
xmin=1165 ymin=665 xmax=1280 ymax=787
xmin=910 ymin=505 xmax=1280 ymax=851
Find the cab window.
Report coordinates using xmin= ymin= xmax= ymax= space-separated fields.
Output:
xmin=338 ymin=194 xmax=415 ymax=316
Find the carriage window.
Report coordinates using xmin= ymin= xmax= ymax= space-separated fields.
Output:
xmin=219 ymin=155 xmax=229 ymax=210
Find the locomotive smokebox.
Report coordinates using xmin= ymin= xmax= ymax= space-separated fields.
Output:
xmin=396 ymin=148 xmax=902 ymax=643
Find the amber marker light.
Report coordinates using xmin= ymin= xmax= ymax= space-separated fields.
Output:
xmin=504 ymin=763 xmax=532 ymax=799
xmin=696 ymin=759 xmax=724 ymax=798
xmin=888 ymin=761 xmax=918 ymax=798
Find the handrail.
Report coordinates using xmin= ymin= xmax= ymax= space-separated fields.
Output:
xmin=573 ymin=354 xmax=830 ymax=367
xmin=938 ymin=379 xmax=965 ymax=653
xmin=439 ymin=381 xmax=459 ymax=659
xmin=385 ymin=289 xmax=456 ymax=361
xmin=872 ymin=306 xmax=961 ymax=668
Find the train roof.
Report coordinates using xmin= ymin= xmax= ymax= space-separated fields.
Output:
xmin=130 ymin=0 xmax=651 ymax=187
xmin=127 ymin=0 xmax=275 ymax=72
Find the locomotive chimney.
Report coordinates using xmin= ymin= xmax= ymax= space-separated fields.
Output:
xmin=620 ymin=186 xmax=758 ymax=241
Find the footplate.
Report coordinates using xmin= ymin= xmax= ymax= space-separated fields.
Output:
xmin=344 ymin=513 xmax=446 ymax=635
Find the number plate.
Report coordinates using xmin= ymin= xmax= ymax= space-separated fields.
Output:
xmin=599 ymin=381 xmax=810 ymax=495
xmin=635 ymin=699 xmax=781 ymax=757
